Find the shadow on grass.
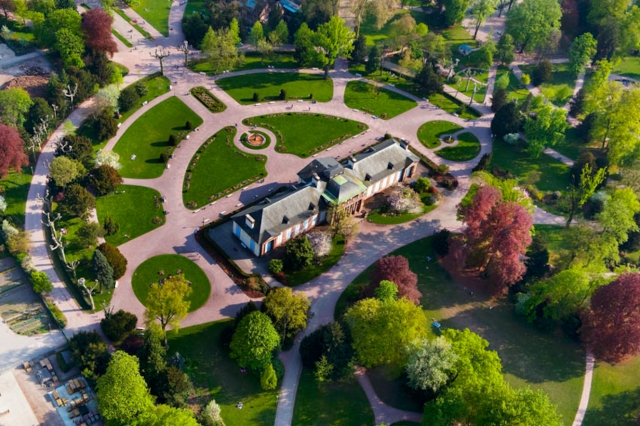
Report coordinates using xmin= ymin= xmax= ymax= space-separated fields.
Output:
xmin=583 ymin=388 xmax=640 ymax=426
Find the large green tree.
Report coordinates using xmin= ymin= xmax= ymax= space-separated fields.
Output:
xmin=568 ymin=33 xmax=597 ymax=78
xmin=201 ymin=26 xmax=242 ymax=74
xmin=523 ymin=103 xmax=567 ymax=158
xmin=264 ymin=287 xmax=310 ymax=342
xmin=505 ymin=0 xmax=562 ymax=53
xmin=49 ymin=156 xmax=85 ymax=187
xmin=96 ymin=351 xmax=154 ymax=425
xmin=437 ymin=0 xmax=471 ymax=27
xmin=59 ymin=184 xmax=95 ymax=219
xmin=0 ymin=88 xmax=32 ymax=128
xmin=597 ymin=187 xmax=640 ymax=245
xmin=230 ymin=311 xmax=280 ymax=370
xmin=144 ymin=275 xmax=192 ymax=347
xmin=313 ymin=16 xmax=355 ymax=78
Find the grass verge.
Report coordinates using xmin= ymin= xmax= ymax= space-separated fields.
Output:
xmin=113 ymin=8 xmax=154 ymax=40
xmin=111 ymin=29 xmax=133 ymax=48
xmin=344 ymin=80 xmax=417 ymax=119
xmin=131 ymin=0 xmax=170 ymax=36
xmin=190 ymin=52 xmax=299 ymax=74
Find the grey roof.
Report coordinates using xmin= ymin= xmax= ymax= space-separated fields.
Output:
xmin=297 ymin=158 xmax=344 ymax=181
xmin=232 ymin=186 xmax=325 ymax=245
xmin=323 ymin=168 xmax=367 ymax=205
xmin=349 ymin=139 xmax=419 ymax=184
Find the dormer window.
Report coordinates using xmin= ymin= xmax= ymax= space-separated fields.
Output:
xmin=283 ymin=215 xmax=290 ymax=224
xmin=387 ymin=162 xmax=394 ymax=169
xmin=245 ymin=214 xmax=255 ymax=229
xmin=308 ymin=203 xmax=315 ymax=210
xmin=365 ymin=173 xmax=372 ymax=181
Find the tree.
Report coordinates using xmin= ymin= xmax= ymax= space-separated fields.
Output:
xmin=619 ymin=5 xmax=640 ymax=55
xmin=96 ymin=351 xmax=154 ymax=424
xmin=201 ymin=399 xmax=225 ymax=426
xmin=532 ymin=59 xmax=552 ymax=86
xmin=283 ymin=236 xmax=314 ymax=271
xmin=183 ymin=14 xmax=208 ymax=48
xmin=580 ymin=273 xmax=640 ymax=363
xmin=264 ymin=287 xmax=310 ymax=342
xmin=75 ymin=221 xmax=103 ymax=248
xmin=568 ymin=32 xmax=597 ymax=79
xmin=119 ymin=87 xmax=140 ymax=112
xmin=101 ymin=309 xmax=137 ymax=342
xmin=569 ymin=88 xmax=586 ymax=118
xmin=330 ymin=204 xmax=359 ymax=237
xmin=260 ymin=363 xmax=278 ymax=390
xmin=57 ymin=134 xmax=93 ymax=167
xmin=406 ymin=337 xmax=458 ymax=393
xmin=269 ymin=19 xmax=289 ymax=46
xmin=491 ymin=102 xmax=521 ymax=140
xmin=365 ymin=45 xmax=382 ymax=75
xmin=95 ymin=149 xmax=122 ymax=170
xmin=523 ymin=103 xmax=567 ymax=158
xmin=565 ymin=163 xmax=607 ymax=227
xmin=55 ymin=28 xmax=85 ymax=67
xmin=69 ymin=331 xmax=111 ymax=383
xmin=471 ymin=0 xmax=497 ymax=39
xmin=249 ymin=21 xmax=264 ymax=51
xmin=30 ymin=271 xmax=53 ymax=293
xmin=597 ymin=187 xmax=640 ymax=245
xmin=59 ymin=184 xmax=95 ymax=218
xmin=93 ymin=249 xmax=114 ymax=291
xmin=49 ymin=156 xmax=85 ymax=187
xmin=313 ymin=16 xmax=355 ymax=78
xmin=138 ymin=324 xmax=168 ymax=398
xmin=138 ymin=404 xmax=199 ymax=426
xmin=144 ymin=274 xmax=192 ymax=347
xmin=375 ymin=280 xmax=398 ymax=301
xmin=24 ymin=97 xmax=54 ymax=135
xmin=352 ymin=33 xmax=367 ymax=64
xmin=345 ymin=297 xmax=427 ymax=368
xmin=299 ymin=321 xmax=354 ymax=380
xmin=496 ymin=33 xmax=515 ymax=65
xmin=370 ymin=255 xmax=421 ymax=304
xmin=414 ymin=64 xmax=443 ymax=97
xmin=0 ymin=124 xmax=28 ymax=178
xmin=491 ymin=87 xmax=508 ymax=112
xmin=437 ymin=0 xmax=471 ymax=27
xmin=367 ymin=0 xmax=399 ymax=30
xmin=81 ymin=7 xmax=117 ymax=57
xmin=0 ymin=87 xmax=32 ymax=128
xmin=91 ymin=165 xmax=122 ymax=195
xmin=201 ymin=27 xmax=242 ymax=74
xmin=230 ymin=311 xmax=280 ymax=370
xmin=293 ymin=23 xmax=322 ymax=67
xmin=164 ymin=366 xmax=192 ymax=407
xmin=229 ymin=17 xmax=241 ymax=46
xmin=90 ymin=243 xmax=122 ymax=280
xmin=505 ymin=0 xmax=562 ymax=53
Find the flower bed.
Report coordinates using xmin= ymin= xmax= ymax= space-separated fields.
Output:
xmin=190 ymin=86 xmax=226 ymax=113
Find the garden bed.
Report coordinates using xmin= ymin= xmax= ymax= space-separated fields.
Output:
xmin=190 ymin=86 xmax=226 ymax=113
xmin=240 ymin=131 xmax=271 ymax=150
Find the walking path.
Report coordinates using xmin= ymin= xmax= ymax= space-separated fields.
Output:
xmin=573 ymin=351 xmax=595 ymax=426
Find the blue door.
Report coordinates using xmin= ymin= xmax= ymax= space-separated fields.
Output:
xmin=250 ymin=240 xmax=255 ymax=251
xmin=265 ymin=241 xmax=273 ymax=253
xmin=235 ymin=225 xmax=241 ymax=237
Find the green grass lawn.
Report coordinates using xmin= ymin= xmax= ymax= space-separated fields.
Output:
xmin=118 ymin=73 xmax=171 ymax=123
xmin=451 ymin=71 xmax=488 ymax=103
xmin=344 ymin=81 xmax=417 ymax=119
xmin=131 ymin=0 xmax=171 ymax=36
xmin=359 ymin=9 xmax=422 ymax=46
xmin=190 ymin=53 xmax=299 ymax=74
xmin=533 ymin=225 xmax=572 ymax=267
xmin=114 ymin=96 xmax=203 ymax=179
xmin=132 ymin=254 xmax=211 ymax=312
xmin=96 ymin=185 xmax=165 ymax=246
xmin=496 ymin=65 xmax=530 ymax=102
xmin=0 ymin=167 xmax=31 ymax=228
xmin=184 ymin=127 xmax=267 ymax=209
xmin=217 ymin=73 xmax=333 ymax=104
xmin=285 ymin=234 xmax=346 ymax=286
xmin=417 ymin=120 xmax=463 ymax=149
xmin=436 ymin=132 xmax=481 ymax=161
xmin=113 ymin=8 xmax=153 ymax=39
xmin=243 ymin=113 xmax=367 ymax=158
xmin=583 ymin=356 xmax=640 ymax=426
xmin=167 ymin=320 xmax=279 ymax=425
xmin=367 ymin=200 xmax=437 ymax=225
xmin=292 ymin=367 xmax=374 ymax=426
xmin=612 ymin=56 xmax=640 ymax=81
xmin=520 ymin=63 xmax=576 ymax=107
xmin=337 ymin=236 xmax=585 ymax=423
xmin=111 ymin=29 xmax=133 ymax=48
xmin=491 ymin=137 xmax=572 ymax=193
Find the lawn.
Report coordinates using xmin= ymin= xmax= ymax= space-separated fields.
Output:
xmin=183 ymin=127 xmax=267 ymax=209
xmin=114 ymin=96 xmax=203 ymax=179
xmin=491 ymin=137 xmax=572 ymax=193
xmin=243 ymin=113 xmax=367 ymax=158
xmin=285 ymin=234 xmax=346 ymax=286
xmin=132 ymin=254 xmax=211 ymax=312
xmin=451 ymin=71 xmax=488 ymax=103
xmin=417 ymin=120 xmax=463 ymax=149
xmin=436 ymin=132 xmax=481 ymax=161
xmin=190 ymin=53 xmax=299 ymax=74
xmin=344 ymin=81 xmax=417 ymax=119
xmin=167 ymin=320 xmax=279 ymax=425
xmin=292 ymin=367 xmax=374 ymax=426
xmin=0 ymin=167 xmax=32 ymax=228
xmin=367 ymin=204 xmax=437 ymax=225
xmin=583 ymin=356 xmax=640 ymax=426
xmin=612 ymin=56 xmax=640 ymax=81
xmin=95 ymin=185 xmax=166 ymax=246
xmin=496 ymin=65 xmax=530 ymax=102
xmin=131 ymin=0 xmax=171 ymax=36
xmin=118 ymin=73 xmax=171 ymax=123
xmin=533 ymin=225 xmax=572 ymax=267
xmin=183 ymin=0 xmax=206 ymax=18
xmin=216 ymin=73 xmax=333 ymax=104
xmin=337 ymin=236 xmax=585 ymax=424
xmin=520 ymin=63 xmax=576 ymax=107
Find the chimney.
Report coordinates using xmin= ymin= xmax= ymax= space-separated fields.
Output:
xmin=399 ymin=139 xmax=410 ymax=149
xmin=245 ymin=214 xmax=256 ymax=229
xmin=312 ymin=173 xmax=321 ymax=187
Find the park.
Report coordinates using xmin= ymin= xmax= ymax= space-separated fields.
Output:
xmin=0 ymin=0 xmax=639 ymax=425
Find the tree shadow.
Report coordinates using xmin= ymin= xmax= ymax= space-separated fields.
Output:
xmin=150 ymin=140 xmax=170 ymax=148
xmin=583 ymin=388 xmax=640 ymax=426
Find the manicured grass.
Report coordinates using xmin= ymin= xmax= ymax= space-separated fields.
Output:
xmin=167 ymin=320 xmax=279 ymax=425
xmin=113 ymin=8 xmax=153 ymax=39
xmin=131 ymin=0 xmax=170 ymax=36
xmin=583 ymin=356 xmax=640 ymax=426
xmin=119 ymin=73 xmax=171 ymax=123
xmin=285 ymin=234 xmax=346 ymax=287
xmin=612 ymin=56 xmax=640 ymax=81
xmin=190 ymin=53 xmax=299 ymax=74
xmin=0 ymin=167 xmax=31 ymax=228
xmin=520 ymin=63 xmax=576 ymax=107
xmin=338 ymin=236 xmax=585 ymax=424
xmin=293 ymin=367 xmax=374 ymax=425
xmin=132 ymin=254 xmax=211 ymax=312
xmin=436 ymin=132 xmax=481 ymax=161
xmin=114 ymin=96 xmax=202 ymax=179
xmin=491 ymin=137 xmax=572 ymax=193
xmin=111 ymin=29 xmax=133 ymax=48
xmin=451 ymin=71 xmax=488 ymax=103
xmin=184 ymin=127 xmax=267 ymax=209
xmin=429 ymin=92 xmax=480 ymax=119
xmin=367 ymin=201 xmax=437 ymax=225
xmin=183 ymin=0 xmax=206 ymax=18
xmin=96 ymin=185 xmax=166 ymax=246
xmin=243 ymin=113 xmax=367 ymax=158
xmin=496 ymin=65 xmax=530 ymax=101
xmin=344 ymin=81 xmax=417 ymax=119
xmin=417 ymin=120 xmax=463 ymax=149
xmin=216 ymin=73 xmax=333 ymax=104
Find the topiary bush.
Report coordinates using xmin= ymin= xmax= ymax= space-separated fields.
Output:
xmin=168 ymin=134 xmax=177 ymax=146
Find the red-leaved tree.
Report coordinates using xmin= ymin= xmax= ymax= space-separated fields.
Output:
xmin=0 ymin=124 xmax=29 ymax=178
xmin=580 ymin=273 xmax=640 ymax=363
xmin=451 ymin=185 xmax=533 ymax=295
xmin=81 ymin=8 xmax=118 ymax=57
xmin=369 ymin=255 xmax=422 ymax=305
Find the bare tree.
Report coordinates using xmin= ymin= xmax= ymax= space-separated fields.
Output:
xmin=78 ymin=278 xmax=100 ymax=310
xmin=63 ymin=83 xmax=78 ymax=112
xmin=25 ymin=117 xmax=51 ymax=162
xmin=178 ymin=40 xmax=189 ymax=67
xmin=151 ymin=46 xmax=170 ymax=75
xmin=38 ymin=190 xmax=68 ymax=265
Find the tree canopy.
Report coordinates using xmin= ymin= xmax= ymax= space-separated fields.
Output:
xmin=505 ymin=0 xmax=562 ymax=53
xmin=144 ymin=274 xmax=192 ymax=347
xmin=230 ymin=311 xmax=280 ymax=370
xmin=263 ymin=287 xmax=310 ymax=342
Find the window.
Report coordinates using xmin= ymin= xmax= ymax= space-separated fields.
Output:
xmin=234 ymin=224 xmax=241 ymax=237
xmin=312 ymin=216 xmax=317 ymax=226
xmin=295 ymin=224 xmax=301 ymax=235
xmin=319 ymin=211 xmax=326 ymax=222
xmin=265 ymin=241 xmax=273 ymax=253
xmin=286 ymin=229 xmax=292 ymax=239
xmin=303 ymin=219 xmax=309 ymax=230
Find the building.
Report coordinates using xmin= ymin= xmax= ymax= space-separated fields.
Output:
xmin=231 ymin=139 xmax=419 ymax=256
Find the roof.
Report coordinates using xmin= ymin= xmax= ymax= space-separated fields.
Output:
xmin=297 ymin=158 xmax=344 ymax=181
xmin=323 ymin=168 xmax=367 ymax=205
xmin=280 ymin=0 xmax=300 ymax=12
xmin=349 ymin=139 xmax=419 ymax=184
xmin=232 ymin=186 xmax=324 ymax=245
xmin=459 ymin=44 xmax=473 ymax=52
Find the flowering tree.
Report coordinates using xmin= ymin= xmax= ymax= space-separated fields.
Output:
xmin=387 ymin=185 xmax=423 ymax=214
xmin=95 ymin=149 xmax=122 ymax=170
xmin=307 ymin=231 xmax=332 ymax=257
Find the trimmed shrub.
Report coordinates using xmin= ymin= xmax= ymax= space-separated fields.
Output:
xmin=97 ymin=242 xmax=128 ymax=279
xmin=169 ymin=134 xmax=177 ymax=146
xmin=279 ymin=89 xmax=287 ymax=100
xmin=118 ymin=87 xmax=140 ymax=112
xmin=185 ymin=120 xmax=192 ymax=130
xmin=268 ymin=259 xmax=283 ymax=274
xmin=100 ymin=309 xmax=138 ymax=342
xmin=253 ymin=92 xmax=260 ymax=102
